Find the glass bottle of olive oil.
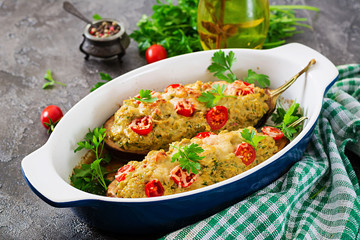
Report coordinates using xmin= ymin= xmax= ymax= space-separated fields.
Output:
xmin=197 ymin=0 xmax=269 ymax=50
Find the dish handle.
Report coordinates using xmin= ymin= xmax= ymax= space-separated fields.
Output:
xmin=21 ymin=144 xmax=93 ymax=207
xmin=267 ymin=43 xmax=339 ymax=94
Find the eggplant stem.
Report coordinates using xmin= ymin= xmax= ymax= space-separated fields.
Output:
xmin=288 ymin=116 xmax=308 ymax=128
xmin=270 ymin=59 xmax=316 ymax=99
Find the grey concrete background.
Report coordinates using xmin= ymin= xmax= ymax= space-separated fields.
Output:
xmin=0 ymin=0 xmax=359 ymax=239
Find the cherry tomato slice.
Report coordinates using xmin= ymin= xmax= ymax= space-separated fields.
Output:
xmin=40 ymin=105 xmax=63 ymax=131
xmin=165 ymin=84 xmax=184 ymax=93
xmin=206 ymin=106 xmax=229 ymax=130
xmin=130 ymin=116 xmax=153 ymax=135
xmin=261 ymin=126 xmax=285 ymax=140
xmin=195 ymin=132 xmax=215 ymax=139
xmin=145 ymin=44 xmax=167 ymax=64
xmin=235 ymin=142 xmax=256 ymax=166
xmin=145 ymin=179 xmax=164 ymax=197
xmin=115 ymin=165 xmax=135 ymax=182
xmin=176 ymin=100 xmax=195 ymax=117
xmin=170 ymin=166 xmax=198 ymax=188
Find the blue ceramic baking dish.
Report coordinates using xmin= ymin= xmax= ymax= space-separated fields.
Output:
xmin=21 ymin=43 xmax=338 ymax=236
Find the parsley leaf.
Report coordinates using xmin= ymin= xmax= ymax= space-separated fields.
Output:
xmin=170 ymin=143 xmax=205 ymax=174
xmin=277 ymin=101 xmax=301 ymax=140
xmin=42 ymin=70 xmax=66 ymax=89
xmin=243 ymin=69 xmax=270 ymax=88
xmin=134 ymin=89 xmax=158 ymax=103
xmin=208 ymin=50 xmax=237 ymax=83
xmin=73 ymin=127 xmax=111 ymax=194
xmin=197 ymin=83 xmax=236 ymax=108
xmin=92 ymin=14 xmax=102 ymax=21
xmin=90 ymin=72 xmax=113 ymax=92
xmin=240 ymin=128 xmax=266 ymax=150
xmin=273 ymin=101 xmax=303 ymax=140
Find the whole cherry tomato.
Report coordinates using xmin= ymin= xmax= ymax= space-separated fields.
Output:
xmin=170 ymin=166 xmax=198 ymax=188
xmin=145 ymin=44 xmax=167 ymax=64
xmin=235 ymin=142 xmax=256 ymax=166
xmin=206 ymin=106 xmax=229 ymax=130
xmin=165 ymin=84 xmax=184 ymax=93
xmin=40 ymin=105 xmax=63 ymax=132
xmin=115 ymin=165 xmax=135 ymax=182
xmin=145 ymin=179 xmax=164 ymax=197
xmin=261 ymin=126 xmax=285 ymax=140
xmin=195 ymin=132 xmax=215 ymax=139
xmin=176 ymin=100 xmax=195 ymax=117
xmin=129 ymin=116 xmax=153 ymax=135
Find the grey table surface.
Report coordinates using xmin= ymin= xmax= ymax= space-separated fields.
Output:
xmin=0 ymin=0 xmax=359 ymax=239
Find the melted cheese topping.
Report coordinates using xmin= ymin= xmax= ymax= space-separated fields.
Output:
xmin=108 ymin=127 xmax=277 ymax=198
xmin=109 ymin=80 xmax=269 ymax=152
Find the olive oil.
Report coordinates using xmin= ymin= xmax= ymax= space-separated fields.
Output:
xmin=197 ymin=0 xmax=269 ymax=50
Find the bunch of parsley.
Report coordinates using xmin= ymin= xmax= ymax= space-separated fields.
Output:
xmin=71 ymin=127 xmax=112 ymax=196
xmin=131 ymin=1 xmax=319 ymax=56
xmin=129 ymin=0 xmax=202 ymax=57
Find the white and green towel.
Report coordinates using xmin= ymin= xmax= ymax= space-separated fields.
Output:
xmin=163 ymin=64 xmax=360 ymax=239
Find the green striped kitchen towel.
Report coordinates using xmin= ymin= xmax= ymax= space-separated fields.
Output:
xmin=162 ymin=64 xmax=360 ymax=240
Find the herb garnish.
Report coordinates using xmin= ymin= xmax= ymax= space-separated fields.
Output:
xmin=170 ymin=143 xmax=205 ymax=174
xmin=42 ymin=70 xmax=66 ymax=89
xmin=91 ymin=72 xmax=113 ymax=92
xmin=208 ymin=50 xmax=271 ymax=88
xmin=134 ymin=89 xmax=158 ymax=103
xmin=207 ymin=50 xmax=237 ymax=83
xmin=240 ymin=129 xmax=266 ymax=150
xmin=244 ymin=69 xmax=270 ymax=88
xmin=272 ymin=101 xmax=302 ymax=140
xmin=72 ymin=127 xmax=111 ymax=195
xmin=92 ymin=14 xmax=102 ymax=21
xmin=197 ymin=83 xmax=236 ymax=108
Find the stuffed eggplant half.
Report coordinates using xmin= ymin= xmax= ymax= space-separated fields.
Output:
xmin=107 ymin=127 xmax=282 ymax=198
xmin=105 ymin=59 xmax=315 ymax=155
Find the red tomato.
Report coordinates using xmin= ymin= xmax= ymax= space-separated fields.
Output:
xmin=261 ymin=126 xmax=285 ymax=140
xmin=145 ymin=44 xmax=167 ymax=64
xmin=129 ymin=116 xmax=153 ymax=135
xmin=40 ymin=105 xmax=63 ymax=131
xmin=206 ymin=106 xmax=229 ymax=130
xmin=235 ymin=142 xmax=256 ymax=166
xmin=115 ymin=165 xmax=135 ymax=182
xmin=195 ymin=132 xmax=215 ymax=139
xmin=145 ymin=179 xmax=164 ymax=197
xmin=165 ymin=84 xmax=183 ymax=93
xmin=176 ymin=100 xmax=195 ymax=117
xmin=170 ymin=166 xmax=198 ymax=188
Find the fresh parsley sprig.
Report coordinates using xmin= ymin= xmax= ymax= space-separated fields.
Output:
xmin=72 ymin=127 xmax=111 ymax=194
xmin=197 ymin=84 xmax=236 ymax=108
xmin=170 ymin=143 xmax=205 ymax=174
xmin=42 ymin=70 xmax=66 ymax=89
xmin=208 ymin=50 xmax=271 ymax=88
xmin=208 ymin=50 xmax=237 ymax=83
xmin=91 ymin=72 xmax=113 ymax=92
xmin=244 ymin=69 xmax=270 ymax=88
xmin=134 ymin=89 xmax=158 ymax=103
xmin=271 ymin=101 xmax=302 ymax=140
xmin=240 ymin=128 xmax=266 ymax=150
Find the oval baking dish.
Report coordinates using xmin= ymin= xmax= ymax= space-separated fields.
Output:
xmin=21 ymin=43 xmax=338 ymax=237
